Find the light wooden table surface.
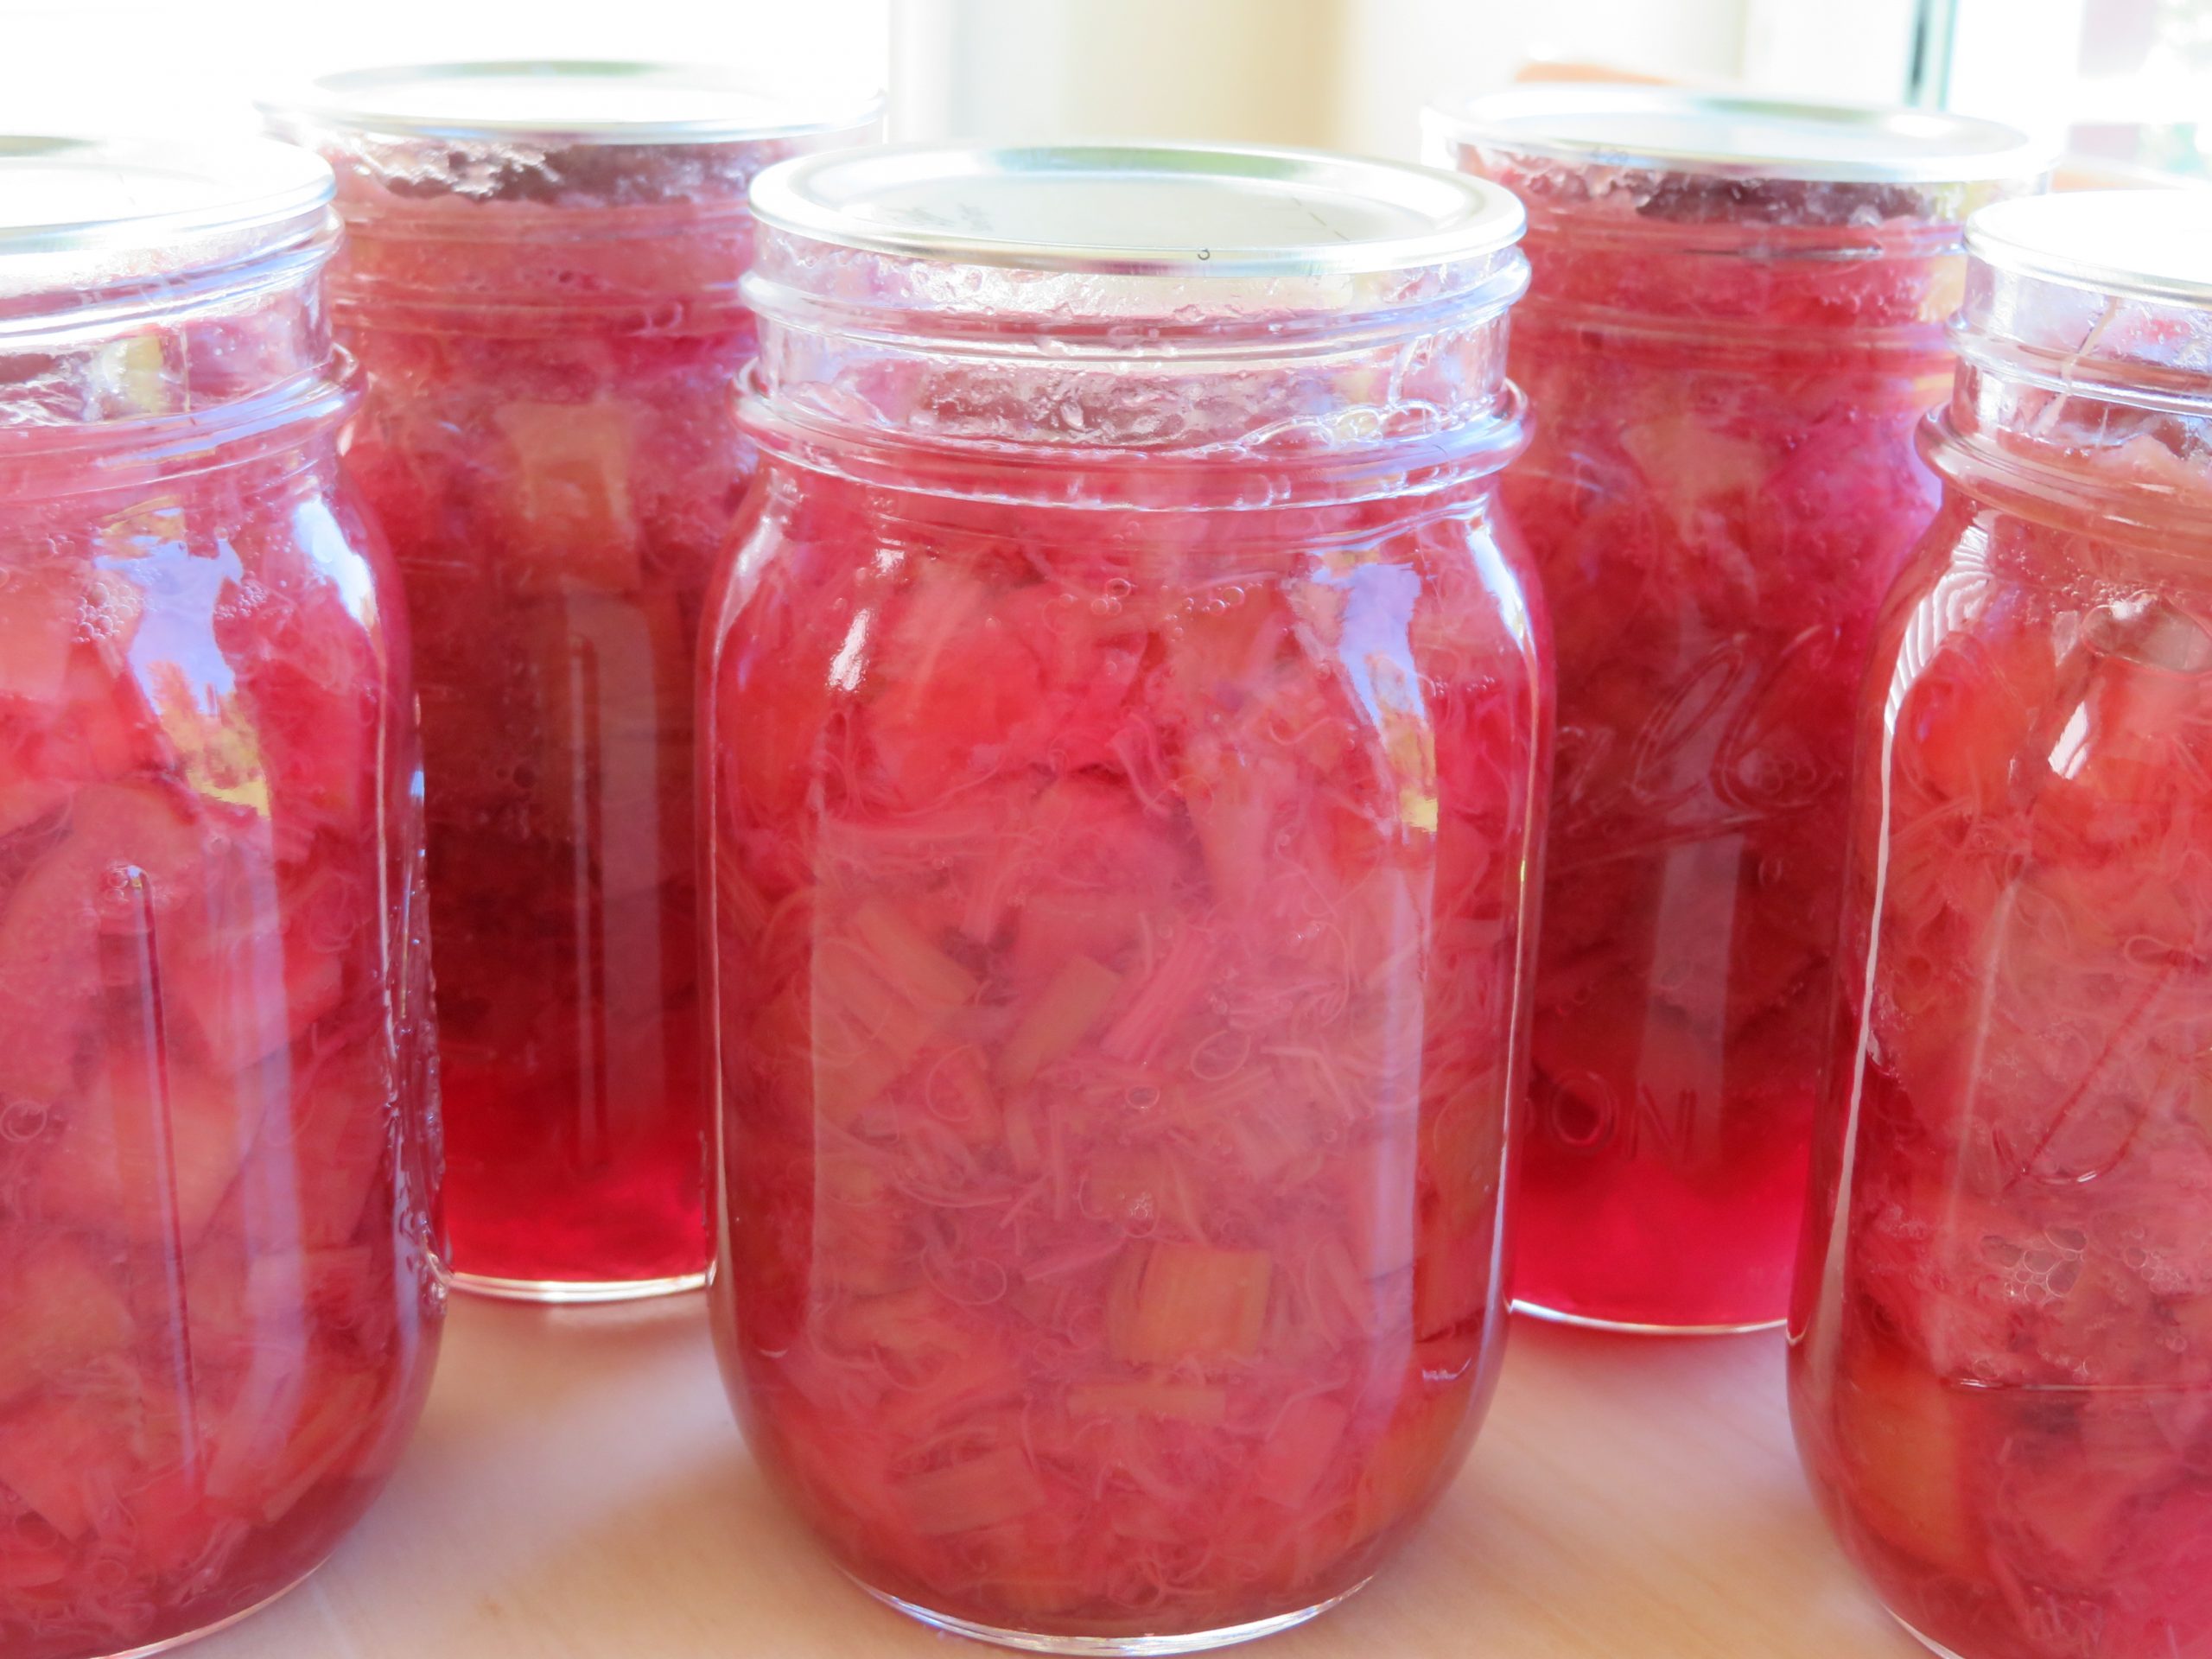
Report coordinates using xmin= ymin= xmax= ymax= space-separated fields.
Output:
xmin=196 ymin=1294 xmax=1917 ymax=1657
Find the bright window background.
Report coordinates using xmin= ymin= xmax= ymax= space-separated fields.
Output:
xmin=2069 ymin=0 xmax=2212 ymax=176
xmin=0 ymin=0 xmax=2204 ymax=177
xmin=0 ymin=0 xmax=889 ymax=137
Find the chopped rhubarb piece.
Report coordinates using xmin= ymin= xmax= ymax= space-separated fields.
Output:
xmin=832 ymin=1286 xmax=979 ymax=1370
xmin=0 ymin=782 xmax=204 ymax=1100
xmin=814 ymin=1159 xmax=916 ymax=1296
xmin=1098 ymin=928 xmax=1212 ymax=1065
xmin=1065 ymin=1380 xmax=1230 ymax=1427
xmin=1350 ymin=1387 xmax=1466 ymax=1548
xmin=1106 ymin=1243 xmax=1273 ymax=1366
xmin=1250 ymin=1397 xmax=1351 ymax=1508
xmin=0 ymin=1396 xmax=115 ymax=1538
xmin=33 ymin=1046 xmax=269 ymax=1247
xmin=874 ymin=1347 xmax=1025 ymax=1440
xmin=0 ymin=732 xmax=68 ymax=840
xmin=851 ymin=900 xmax=980 ymax=1007
xmin=490 ymin=401 xmax=644 ymax=595
xmin=1178 ymin=744 xmax=1281 ymax=913
xmin=169 ymin=905 xmax=347 ymax=1075
xmin=867 ymin=567 xmax=1047 ymax=806
xmin=1411 ymin=1208 xmax=1491 ymax=1341
xmin=1007 ymin=889 xmax=1141 ymax=985
xmin=0 ymin=1538 xmax=71 ymax=1592
xmin=272 ymin=1043 xmax=397 ymax=1252
xmin=34 ymin=647 xmax=168 ymax=785
xmin=201 ymin=1350 xmax=379 ymax=1522
xmin=121 ymin=1466 xmax=225 ymax=1581
xmin=998 ymin=955 xmax=1122 ymax=1090
xmin=0 ymin=1232 xmax=132 ymax=1408
xmin=811 ymin=944 xmax=954 ymax=1126
xmin=0 ymin=569 xmax=80 ymax=705
xmin=1827 ymin=1346 xmax=1979 ymax=1579
xmin=916 ymin=1045 xmax=1001 ymax=1148
xmin=899 ymin=1445 xmax=1050 ymax=1537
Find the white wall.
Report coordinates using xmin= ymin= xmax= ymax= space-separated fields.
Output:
xmin=895 ymin=0 xmax=1764 ymax=159
xmin=1944 ymin=0 xmax=2092 ymax=149
xmin=1522 ymin=0 xmax=1753 ymax=81
xmin=893 ymin=0 xmax=1347 ymax=146
xmin=1334 ymin=0 xmax=1529 ymax=160
xmin=1742 ymin=0 xmax=1925 ymax=106
xmin=1337 ymin=0 xmax=1757 ymax=157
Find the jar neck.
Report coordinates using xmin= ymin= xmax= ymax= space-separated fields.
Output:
xmin=741 ymin=443 xmax=1510 ymax=585
xmin=742 ymin=381 xmax=1525 ymax=512
xmin=741 ymin=243 xmax=1529 ymax=506
xmin=1520 ymin=213 xmax=1964 ymax=339
xmin=1509 ymin=294 xmax=1950 ymax=371
xmin=289 ymin=124 xmax=859 ymax=335
xmin=0 ymin=366 xmax=354 ymax=502
xmin=0 ymin=215 xmax=340 ymax=429
xmin=1457 ymin=147 xmax=2015 ymax=343
xmin=1929 ymin=261 xmax=2212 ymax=547
xmin=330 ymin=200 xmax=759 ymax=336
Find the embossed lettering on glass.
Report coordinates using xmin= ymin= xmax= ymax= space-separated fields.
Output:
xmin=1429 ymin=88 xmax=2049 ymax=1332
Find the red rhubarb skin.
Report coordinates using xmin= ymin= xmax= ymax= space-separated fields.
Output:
xmin=0 ymin=440 xmax=442 ymax=1659
xmin=704 ymin=461 xmax=1550 ymax=1641
xmin=1790 ymin=475 xmax=2212 ymax=1659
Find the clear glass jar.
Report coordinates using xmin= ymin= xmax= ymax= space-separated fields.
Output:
xmin=1427 ymin=88 xmax=2049 ymax=1333
xmin=0 ymin=137 xmax=442 ymax=1658
xmin=263 ymin=63 xmax=881 ymax=1301
xmin=705 ymin=145 xmax=1548 ymax=1652
xmin=1790 ymin=192 xmax=2212 ymax=1659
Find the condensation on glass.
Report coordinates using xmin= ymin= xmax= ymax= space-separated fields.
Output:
xmin=704 ymin=143 xmax=1550 ymax=1653
xmin=262 ymin=62 xmax=882 ymax=1302
xmin=1428 ymin=87 xmax=2050 ymax=1334
xmin=1791 ymin=189 xmax=2212 ymax=1659
xmin=0 ymin=135 xmax=442 ymax=1659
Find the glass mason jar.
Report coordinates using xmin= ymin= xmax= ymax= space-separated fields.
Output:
xmin=0 ymin=137 xmax=442 ymax=1658
xmin=705 ymin=145 xmax=1548 ymax=1652
xmin=263 ymin=63 xmax=881 ymax=1301
xmin=1791 ymin=193 xmax=2212 ymax=1659
xmin=1427 ymin=88 xmax=2049 ymax=1332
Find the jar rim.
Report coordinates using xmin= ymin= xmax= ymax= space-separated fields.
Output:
xmin=747 ymin=141 xmax=1526 ymax=278
xmin=1426 ymin=86 xmax=2051 ymax=188
xmin=0 ymin=134 xmax=332 ymax=302
xmin=1968 ymin=188 xmax=2212 ymax=308
xmin=258 ymin=60 xmax=885 ymax=149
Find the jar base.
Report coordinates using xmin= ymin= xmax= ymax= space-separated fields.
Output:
xmin=92 ymin=1561 xmax=321 ymax=1659
xmin=1513 ymin=1299 xmax=1784 ymax=1337
xmin=1891 ymin=1611 xmax=1970 ymax=1659
xmin=858 ymin=1580 xmax=1370 ymax=1654
xmin=450 ymin=1268 xmax=709 ymax=1305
